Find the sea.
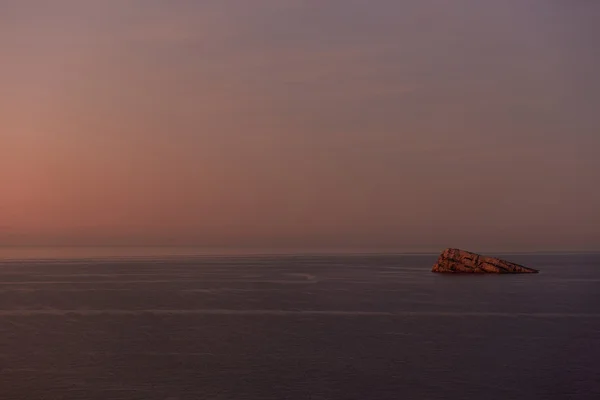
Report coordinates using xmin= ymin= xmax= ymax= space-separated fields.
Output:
xmin=0 ymin=248 xmax=599 ymax=400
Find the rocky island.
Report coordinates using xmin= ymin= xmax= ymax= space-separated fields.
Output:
xmin=432 ymin=248 xmax=539 ymax=274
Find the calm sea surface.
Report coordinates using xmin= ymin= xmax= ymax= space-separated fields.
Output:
xmin=0 ymin=252 xmax=599 ymax=399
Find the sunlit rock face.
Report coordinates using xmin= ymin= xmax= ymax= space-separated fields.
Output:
xmin=432 ymin=248 xmax=539 ymax=274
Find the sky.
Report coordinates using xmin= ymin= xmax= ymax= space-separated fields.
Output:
xmin=1 ymin=0 xmax=599 ymax=252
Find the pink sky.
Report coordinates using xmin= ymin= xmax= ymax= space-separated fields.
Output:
xmin=1 ymin=1 xmax=599 ymax=251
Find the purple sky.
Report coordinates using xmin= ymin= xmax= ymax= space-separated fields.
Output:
xmin=1 ymin=1 xmax=599 ymax=252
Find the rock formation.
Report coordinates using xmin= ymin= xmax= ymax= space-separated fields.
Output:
xmin=432 ymin=248 xmax=539 ymax=274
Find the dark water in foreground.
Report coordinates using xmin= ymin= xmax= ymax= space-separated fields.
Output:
xmin=0 ymin=253 xmax=599 ymax=399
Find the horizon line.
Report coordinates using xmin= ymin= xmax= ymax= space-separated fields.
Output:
xmin=0 ymin=245 xmax=599 ymax=257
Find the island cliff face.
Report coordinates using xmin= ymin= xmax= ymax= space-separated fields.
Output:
xmin=432 ymin=248 xmax=539 ymax=274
